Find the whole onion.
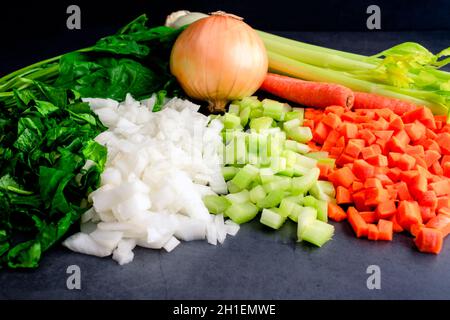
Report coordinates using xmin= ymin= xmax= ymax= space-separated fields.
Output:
xmin=170 ymin=11 xmax=268 ymax=112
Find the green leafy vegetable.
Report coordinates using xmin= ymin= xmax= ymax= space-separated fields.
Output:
xmin=0 ymin=81 xmax=106 ymax=269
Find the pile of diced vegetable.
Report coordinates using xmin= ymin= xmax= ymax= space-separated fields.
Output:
xmin=204 ymin=97 xmax=335 ymax=247
xmin=304 ymin=105 xmax=450 ymax=254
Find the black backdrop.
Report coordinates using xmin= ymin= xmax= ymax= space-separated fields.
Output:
xmin=1 ymin=0 xmax=449 ymax=74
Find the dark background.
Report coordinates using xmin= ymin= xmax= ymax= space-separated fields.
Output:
xmin=1 ymin=0 xmax=450 ymax=75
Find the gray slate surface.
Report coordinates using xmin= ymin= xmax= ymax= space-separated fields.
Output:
xmin=1 ymin=31 xmax=450 ymax=300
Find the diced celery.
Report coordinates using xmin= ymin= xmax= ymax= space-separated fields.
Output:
xmin=225 ymin=189 xmax=250 ymax=204
xmin=278 ymin=167 xmax=294 ymax=177
xmin=227 ymin=180 xmax=242 ymax=193
xmin=228 ymin=104 xmax=240 ymax=115
xmin=284 ymin=141 xmax=311 ymax=154
xmin=315 ymin=199 xmax=328 ymax=222
xmin=249 ymin=185 xmax=267 ymax=204
xmin=240 ymin=106 xmax=251 ymax=127
xmin=282 ymin=150 xmax=298 ymax=167
xmin=223 ymin=113 xmax=242 ymax=129
xmin=315 ymin=181 xmax=336 ymax=197
xmin=259 ymin=168 xmax=275 ymax=184
xmin=317 ymin=158 xmax=336 ymax=169
xmin=239 ymin=96 xmax=263 ymax=110
xmin=291 ymin=164 xmax=307 ymax=177
xmin=301 ymin=220 xmax=334 ymax=247
xmin=279 ymin=198 xmax=300 ymax=218
xmin=297 ymin=206 xmax=317 ymax=241
xmin=263 ymin=177 xmax=292 ymax=193
xmin=262 ymin=99 xmax=286 ymax=121
xmin=293 ymin=107 xmax=305 ymax=123
xmin=224 ymin=143 xmax=236 ymax=165
xmin=260 ymin=208 xmax=287 ymax=229
xmin=288 ymin=204 xmax=303 ymax=222
xmin=225 ymin=202 xmax=259 ymax=224
xmin=230 ymin=164 xmax=259 ymax=190
xmin=249 ymin=107 xmax=264 ymax=119
xmin=270 ymin=156 xmax=287 ymax=173
xmin=247 ymin=152 xmax=259 ymax=165
xmin=283 ymin=118 xmax=301 ymax=131
xmin=301 ymin=195 xmax=317 ymax=207
xmin=284 ymin=111 xmax=301 ymax=122
xmin=222 ymin=166 xmax=239 ymax=181
xmin=286 ymin=126 xmax=312 ymax=143
xmin=235 ymin=134 xmax=247 ymax=165
xmin=306 ymin=151 xmax=329 ymax=160
xmin=291 ymin=168 xmax=320 ymax=194
xmin=257 ymin=189 xmax=285 ymax=208
xmin=249 ymin=117 xmax=273 ymax=132
xmin=295 ymin=154 xmax=317 ymax=169
xmin=282 ymin=103 xmax=292 ymax=113
xmin=285 ymin=195 xmax=304 ymax=204
xmin=203 ymin=195 xmax=231 ymax=214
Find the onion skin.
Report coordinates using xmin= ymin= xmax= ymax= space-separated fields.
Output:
xmin=170 ymin=12 xmax=268 ymax=112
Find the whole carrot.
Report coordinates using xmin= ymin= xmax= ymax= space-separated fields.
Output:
xmin=353 ymin=91 xmax=421 ymax=115
xmin=259 ymin=73 xmax=354 ymax=108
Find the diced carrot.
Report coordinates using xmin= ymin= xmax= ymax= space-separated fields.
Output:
xmin=325 ymin=106 xmax=346 ymax=116
xmin=377 ymin=219 xmax=393 ymax=241
xmin=344 ymin=139 xmax=365 ymax=158
xmin=429 ymin=180 xmax=450 ymax=196
xmin=365 ymin=187 xmax=390 ymax=206
xmin=419 ymin=206 xmax=436 ymax=224
xmin=405 ymin=145 xmax=425 ymax=157
xmin=410 ymin=223 xmax=425 ymax=237
xmin=387 ymin=167 xmax=402 ymax=182
xmin=352 ymin=190 xmax=372 ymax=211
xmin=303 ymin=119 xmax=315 ymax=130
xmin=317 ymin=162 xmax=331 ymax=180
xmin=373 ymin=130 xmax=394 ymax=141
xmin=376 ymin=200 xmax=397 ymax=220
xmin=321 ymin=130 xmax=341 ymax=152
xmin=340 ymin=122 xmax=358 ymax=139
xmin=435 ymin=132 xmax=450 ymax=155
xmin=336 ymin=136 xmax=346 ymax=148
xmin=328 ymin=202 xmax=347 ymax=222
xmin=430 ymin=161 xmax=444 ymax=176
xmin=353 ymin=159 xmax=375 ymax=180
xmin=402 ymin=107 xmax=436 ymax=129
xmin=321 ymin=113 xmax=342 ymax=129
xmin=390 ymin=215 xmax=404 ymax=233
xmin=394 ymin=130 xmax=411 ymax=146
xmin=408 ymin=171 xmax=427 ymax=197
xmin=437 ymin=197 xmax=450 ymax=211
xmin=404 ymin=121 xmax=426 ymax=141
xmin=374 ymin=174 xmax=393 ymax=186
xmin=443 ymin=162 xmax=450 ymax=178
xmin=389 ymin=116 xmax=405 ymax=132
xmin=395 ymin=182 xmax=413 ymax=201
xmin=364 ymin=178 xmax=382 ymax=189
xmin=439 ymin=207 xmax=450 ymax=217
xmin=426 ymin=128 xmax=438 ymax=140
xmin=358 ymin=129 xmax=376 ymax=145
xmin=425 ymin=214 xmax=450 ymax=237
xmin=336 ymin=186 xmax=352 ymax=204
xmin=328 ymin=167 xmax=355 ymax=188
xmin=361 ymin=144 xmax=382 ymax=160
xmin=360 ymin=211 xmax=378 ymax=224
xmin=352 ymin=181 xmax=364 ymax=192
xmin=397 ymin=200 xmax=422 ymax=231
xmin=307 ymin=141 xmax=321 ymax=152
xmin=329 ymin=146 xmax=344 ymax=157
xmin=367 ymin=224 xmax=379 ymax=240
xmin=347 ymin=207 xmax=369 ymax=238
xmin=396 ymin=154 xmax=416 ymax=171
xmin=386 ymin=137 xmax=406 ymax=153
xmin=313 ymin=122 xmax=331 ymax=144
xmin=440 ymin=155 xmax=450 ymax=167
xmin=420 ymin=139 xmax=441 ymax=153
xmin=414 ymin=227 xmax=443 ymax=254
xmin=419 ymin=190 xmax=438 ymax=209
xmin=336 ymin=153 xmax=355 ymax=166
xmin=386 ymin=185 xmax=398 ymax=200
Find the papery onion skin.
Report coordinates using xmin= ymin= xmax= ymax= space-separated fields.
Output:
xmin=170 ymin=11 xmax=268 ymax=112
